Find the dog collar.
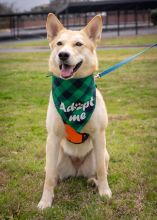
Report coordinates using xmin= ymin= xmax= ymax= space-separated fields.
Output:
xmin=52 ymin=74 xmax=96 ymax=133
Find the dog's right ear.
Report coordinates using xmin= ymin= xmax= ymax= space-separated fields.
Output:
xmin=46 ymin=13 xmax=64 ymax=42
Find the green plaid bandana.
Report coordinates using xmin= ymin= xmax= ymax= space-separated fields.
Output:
xmin=52 ymin=75 xmax=96 ymax=132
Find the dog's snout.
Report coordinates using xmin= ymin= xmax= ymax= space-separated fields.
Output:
xmin=58 ymin=52 xmax=70 ymax=61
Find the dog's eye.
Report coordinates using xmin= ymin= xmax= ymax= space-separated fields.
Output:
xmin=57 ymin=41 xmax=63 ymax=46
xmin=75 ymin=42 xmax=83 ymax=47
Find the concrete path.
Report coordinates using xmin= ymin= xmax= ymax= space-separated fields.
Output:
xmin=0 ymin=47 xmax=50 ymax=53
xmin=0 ymin=44 xmax=156 ymax=53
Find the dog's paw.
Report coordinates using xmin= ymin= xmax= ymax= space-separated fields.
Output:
xmin=98 ymin=186 xmax=112 ymax=199
xmin=87 ymin=177 xmax=98 ymax=187
xmin=37 ymin=199 xmax=52 ymax=210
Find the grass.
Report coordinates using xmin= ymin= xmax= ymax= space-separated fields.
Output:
xmin=100 ymin=33 xmax=157 ymax=46
xmin=0 ymin=33 xmax=157 ymax=49
xmin=0 ymin=35 xmax=157 ymax=219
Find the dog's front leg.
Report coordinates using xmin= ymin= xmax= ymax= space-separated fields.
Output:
xmin=92 ymin=130 xmax=112 ymax=198
xmin=38 ymin=134 xmax=60 ymax=210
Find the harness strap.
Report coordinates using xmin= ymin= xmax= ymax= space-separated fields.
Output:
xmin=65 ymin=124 xmax=89 ymax=144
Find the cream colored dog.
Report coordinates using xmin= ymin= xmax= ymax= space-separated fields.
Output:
xmin=38 ymin=13 xmax=112 ymax=210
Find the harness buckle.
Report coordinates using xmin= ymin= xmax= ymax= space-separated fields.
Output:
xmin=64 ymin=124 xmax=89 ymax=144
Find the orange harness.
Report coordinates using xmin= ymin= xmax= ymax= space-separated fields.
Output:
xmin=65 ymin=124 xmax=89 ymax=144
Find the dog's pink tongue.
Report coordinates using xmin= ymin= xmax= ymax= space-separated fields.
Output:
xmin=61 ymin=65 xmax=73 ymax=78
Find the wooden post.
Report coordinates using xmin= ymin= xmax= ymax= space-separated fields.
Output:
xmin=117 ymin=10 xmax=120 ymax=36
xmin=10 ymin=16 xmax=13 ymax=37
xmin=106 ymin=12 xmax=108 ymax=30
xmin=134 ymin=5 xmax=138 ymax=35
xmin=16 ymin=15 xmax=20 ymax=38
xmin=124 ymin=10 xmax=128 ymax=28
xmin=12 ymin=16 xmax=16 ymax=38
xmin=148 ymin=9 xmax=151 ymax=28
xmin=66 ymin=7 xmax=69 ymax=27
xmin=84 ymin=13 xmax=87 ymax=26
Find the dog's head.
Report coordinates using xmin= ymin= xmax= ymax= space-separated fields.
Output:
xmin=46 ymin=13 xmax=102 ymax=79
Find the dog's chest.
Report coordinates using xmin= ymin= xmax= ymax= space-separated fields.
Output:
xmin=69 ymin=150 xmax=92 ymax=170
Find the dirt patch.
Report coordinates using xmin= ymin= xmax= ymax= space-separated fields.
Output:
xmin=0 ymin=171 xmax=9 ymax=191
xmin=109 ymin=114 xmax=132 ymax=121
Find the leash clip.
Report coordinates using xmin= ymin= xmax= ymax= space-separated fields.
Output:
xmin=95 ymin=73 xmax=100 ymax=79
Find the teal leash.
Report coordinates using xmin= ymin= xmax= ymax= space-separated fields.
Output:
xmin=95 ymin=43 xmax=157 ymax=79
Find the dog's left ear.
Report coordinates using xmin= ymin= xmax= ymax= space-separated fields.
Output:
xmin=83 ymin=15 xmax=102 ymax=43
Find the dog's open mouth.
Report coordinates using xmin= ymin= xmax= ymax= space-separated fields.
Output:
xmin=59 ymin=60 xmax=83 ymax=79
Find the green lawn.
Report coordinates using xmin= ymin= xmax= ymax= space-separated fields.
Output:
xmin=0 ymin=35 xmax=157 ymax=219
xmin=0 ymin=33 xmax=157 ymax=49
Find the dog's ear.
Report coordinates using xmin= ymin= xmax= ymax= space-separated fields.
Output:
xmin=46 ymin=13 xmax=64 ymax=42
xmin=83 ymin=15 xmax=102 ymax=43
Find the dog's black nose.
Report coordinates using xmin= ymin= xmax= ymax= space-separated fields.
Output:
xmin=58 ymin=52 xmax=70 ymax=61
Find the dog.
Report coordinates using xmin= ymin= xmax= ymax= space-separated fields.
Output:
xmin=38 ymin=13 xmax=112 ymax=210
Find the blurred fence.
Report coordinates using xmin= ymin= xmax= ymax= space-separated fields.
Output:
xmin=0 ymin=12 xmax=47 ymax=40
xmin=0 ymin=8 xmax=155 ymax=40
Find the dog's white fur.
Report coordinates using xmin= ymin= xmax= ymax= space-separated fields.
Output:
xmin=38 ymin=13 xmax=112 ymax=210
